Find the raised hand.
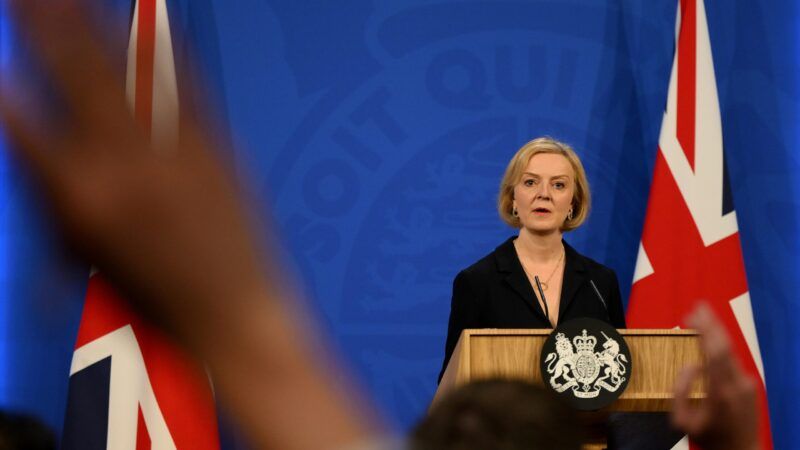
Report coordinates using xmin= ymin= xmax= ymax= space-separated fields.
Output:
xmin=672 ymin=303 xmax=759 ymax=450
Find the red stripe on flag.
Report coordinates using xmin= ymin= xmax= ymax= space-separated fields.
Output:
xmin=74 ymin=275 xmax=139 ymax=349
xmin=135 ymin=313 xmax=221 ymax=450
xmin=135 ymin=0 xmax=156 ymax=135
xmin=136 ymin=406 xmax=150 ymax=450
xmin=676 ymin=0 xmax=697 ymax=170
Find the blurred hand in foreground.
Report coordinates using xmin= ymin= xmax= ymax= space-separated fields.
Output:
xmin=1 ymin=0 xmax=262 ymax=342
xmin=672 ymin=303 xmax=759 ymax=450
xmin=0 ymin=0 xmax=380 ymax=449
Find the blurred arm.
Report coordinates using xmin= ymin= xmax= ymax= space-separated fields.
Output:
xmin=0 ymin=0 xmax=381 ymax=448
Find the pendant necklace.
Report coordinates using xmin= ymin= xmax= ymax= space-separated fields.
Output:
xmin=535 ymin=248 xmax=564 ymax=291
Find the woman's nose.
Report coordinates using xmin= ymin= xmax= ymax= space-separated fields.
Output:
xmin=536 ymin=183 xmax=551 ymax=199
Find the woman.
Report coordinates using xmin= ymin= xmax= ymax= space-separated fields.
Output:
xmin=439 ymin=137 xmax=626 ymax=382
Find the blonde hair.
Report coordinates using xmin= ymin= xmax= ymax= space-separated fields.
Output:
xmin=497 ymin=137 xmax=591 ymax=231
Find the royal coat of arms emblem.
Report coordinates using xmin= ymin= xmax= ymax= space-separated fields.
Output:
xmin=540 ymin=318 xmax=631 ymax=410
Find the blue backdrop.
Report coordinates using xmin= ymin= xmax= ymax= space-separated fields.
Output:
xmin=1 ymin=1 xmax=798 ymax=448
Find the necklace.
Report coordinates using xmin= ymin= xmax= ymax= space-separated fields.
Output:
xmin=519 ymin=246 xmax=564 ymax=291
xmin=538 ymin=248 xmax=564 ymax=291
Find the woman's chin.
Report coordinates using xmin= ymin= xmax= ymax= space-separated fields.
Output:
xmin=521 ymin=224 xmax=561 ymax=236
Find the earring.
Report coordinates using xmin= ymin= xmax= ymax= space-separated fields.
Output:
xmin=512 ymin=207 xmax=518 ymax=217
xmin=567 ymin=208 xmax=573 ymax=221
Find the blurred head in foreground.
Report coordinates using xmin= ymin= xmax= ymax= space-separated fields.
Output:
xmin=0 ymin=411 xmax=55 ymax=450
xmin=412 ymin=379 xmax=581 ymax=450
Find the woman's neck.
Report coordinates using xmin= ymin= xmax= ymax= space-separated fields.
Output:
xmin=515 ymin=228 xmax=564 ymax=263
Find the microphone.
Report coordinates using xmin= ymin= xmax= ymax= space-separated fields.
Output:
xmin=534 ymin=275 xmax=551 ymax=326
xmin=589 ymin=279 xmax=612 ymax=323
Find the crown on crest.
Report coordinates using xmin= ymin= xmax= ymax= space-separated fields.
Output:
xmin=573 ymin=329 xmax=597 ymax=352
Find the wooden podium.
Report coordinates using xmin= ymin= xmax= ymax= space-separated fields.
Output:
xmin=435 ymin=328 xmax=705 ymax=410
xmin=433 ymin=329 xmax=706 ymax=448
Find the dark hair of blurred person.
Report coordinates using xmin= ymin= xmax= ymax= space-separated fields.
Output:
xmin=0 ymin=411 xmax=55 ymax=450
xmin=412 ymin=379 xmax=581 ymax=450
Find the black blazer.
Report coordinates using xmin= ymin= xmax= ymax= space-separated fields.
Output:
xmin=439 ymin=236 xmax=626 ymax=382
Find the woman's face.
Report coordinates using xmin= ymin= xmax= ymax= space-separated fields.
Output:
xmin=512 ymin=153 xmax=575 ymax=235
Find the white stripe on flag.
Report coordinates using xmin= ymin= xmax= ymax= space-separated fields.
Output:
xmin=730 ymin=292 xmax=766 ymax=383
xmin=125 ymin=0 xmax=139 ymax=108
xmin=71 ymin=325 xmax=176 ymax=450
xmin=670 ymin=436 xmax=689 ymax=450
xmin=124 ymin=0 xmax=179 ymax=149
xmin=151 ymin=0 xmax=178 ymax=149
xmin=632 ymin=242 xmax=654 ymax=284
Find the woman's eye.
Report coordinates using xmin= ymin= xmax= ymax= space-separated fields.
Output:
xmin=554 ymin=182 xmax=565 ymax=189
xmin=523 ymin=179 xmax=535 ymax=186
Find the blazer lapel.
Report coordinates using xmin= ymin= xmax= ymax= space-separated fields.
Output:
xmin=558 ymin=241 xmax=588 ymax=323
xmin=495 ymin=237 xmax=549 ymax=321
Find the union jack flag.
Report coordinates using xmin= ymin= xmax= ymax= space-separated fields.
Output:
xmin=626 ymin=0 xmax=772 ymax=448
xmin=60 ymin=1 xmax=220 ymax=448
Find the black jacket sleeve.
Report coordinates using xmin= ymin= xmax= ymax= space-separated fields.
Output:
xmin=438 ymin=270 xmax=480 ymax=383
